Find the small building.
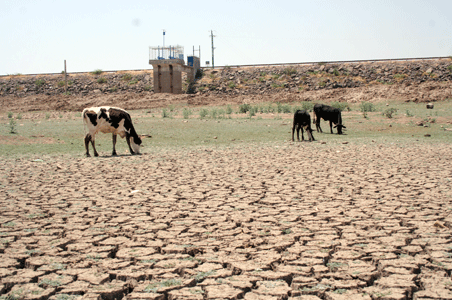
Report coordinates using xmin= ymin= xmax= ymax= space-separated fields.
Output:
xmin=149 ymin=45 xmax=200 ymax=94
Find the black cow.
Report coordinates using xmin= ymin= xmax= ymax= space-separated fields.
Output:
xmin=83 ymin=106 xmax=142 ymax=157
xmin=313 ymin=104 xmax=346 ymax=134
xmin=292 ymin=110 xmax=315 ymax=142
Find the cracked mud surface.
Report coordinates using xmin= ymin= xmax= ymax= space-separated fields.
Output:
xmin=1 ymin=142 xmax=452 ymax=299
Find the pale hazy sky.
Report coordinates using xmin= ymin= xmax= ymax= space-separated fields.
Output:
xmin=1 ymin=0 xmax=451 ymax=75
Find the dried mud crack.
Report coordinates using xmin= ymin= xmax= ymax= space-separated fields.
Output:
xmin=1 ymin=143 xmax=452 ymax=300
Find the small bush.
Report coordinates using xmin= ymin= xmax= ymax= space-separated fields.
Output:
xmin=35 ymin=79 xmax=45 ymax=87
xmin=9 ymin=118 xmax=17 ymax=134
xmin=128 ymin=79 xmax=138 ymax=85
xmin=228 ymin=82 xmax=236 ymax=89
xmin=333 ymin=68 xmax=340 ymax=76
xmin=331 ymin=101 xmax=351 ymax=112
xmin=97 ymin=77 xmax=107 ymax=84
xmin=91 ymin=69 xmax=103 ymax=75
xmin=16 ymin=113 xmax=22 ymax=120
xmin=182 ymin=108 xmax=192 ymax=119
xmin=359 ymin=102 xmax=376 ymax=112
xmin=161 ymin=109 xmax=170 ymax=118
xmin=406 ymin=109 xmax=414 ymax=117
xmin=199 ymin=109 xmax=208 ymax=119
xmin=58 ymin=81 xmax=66 ymax=87
xmin=122 ymin=73 xmax=133 ymax=81
xmin=301 ymin=102 xmax=314 ymax=112
xmin=239 ymin=104 xmax=251 ymax=113
xmin=284 ymin=67 xmax=297 ymax=76
xmin=226 ymin=105 xmax=233 ymax=115
xmin=249 ymin=107 xmax=257 ymax=118
xmin=7 ymin=112 xmax=13 ymax=119
xmin=210 ymin=108 xmax=218 ymax=119
xmin=382 ymin=108 xmax=397 ymax=118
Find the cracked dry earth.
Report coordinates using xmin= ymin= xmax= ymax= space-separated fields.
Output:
xmin=1 ymin=143 xmax=452 ymax=300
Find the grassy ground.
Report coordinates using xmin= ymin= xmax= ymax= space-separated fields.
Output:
xmin=0 ymin=100 xmax=451 ymax=159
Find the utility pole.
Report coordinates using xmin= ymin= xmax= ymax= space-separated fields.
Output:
xmin=210 ymin=30 xmax=215 ymax=69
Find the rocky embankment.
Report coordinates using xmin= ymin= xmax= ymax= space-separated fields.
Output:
xmin=0 ymin=58 xmax=451 ymax=112
xmin=1 ymin=58 xmax=451 ymax=98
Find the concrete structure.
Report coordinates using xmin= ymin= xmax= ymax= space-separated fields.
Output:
xmin=149 ymin=46 xmax=200 ymax=94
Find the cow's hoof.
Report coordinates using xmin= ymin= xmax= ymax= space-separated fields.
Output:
xmin=94 ymin=153 xmax=99 ymax=157
xmin=112 ymin=152 xmax=117 ymax=156
xmin=86 ymin=153 xmax=91 ymax=157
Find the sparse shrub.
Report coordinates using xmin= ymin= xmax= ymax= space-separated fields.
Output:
xmin=35 ymin=79 xmax=45 ymax=87
xmin=58 ymin=81 xmax=66 ymax=87
xmin=249 ymin=107 xmax=256 ymax=118
xmin=16 ymin=113 xmax=22 ymax=120
xmin=333 ymin=68 xmax=340 ymax=76
xmin=97 ymin=77 xmax=107 ymax=84
xmin=218 ymin=108 xmax=226 ymax=118
xmin=228 ymin=82 xmax=236 ymax=89
xmin=301 ymin=102 xmax=314 ymax=112
xmin=359 ymin=102 xmax=376 ymax=112
xmin=406 ymin=109 xmax=414 ymax=117
xmin=144 ymin=85 xmax=152 ymax=91
xmin=7 ymin=112 xmax=13 ymax=119
xmin=9 ymin=118 xmax=17 ymax=134
xmin=161 ymin=109 xmax=170 ymax=118
xmin=284 ymin=67 xmax=297 ymax=76
xmin=128 ymin=78 xmax=138 ymax=85
xmin=239 ymin=104 xmax=251 ymax=114
xmin=382 ymin=108 xmax=397 ymax=118
xmin=91 ymin=69 xmax=103 ymax=75
xmin=45 ymin=112 xmax=51 ymax=120
xmin=331 ymin=101 xmax=351 ymax=112
xmin=122 ymin=73 xmax=133 ymax=81
xmin=199 ymin=108 xmax=208 ymax=119
xmin=318 ymin=81 xmax=326 ymax=87
xmin=226 ymin=105 xmax=233 ymax=115
xmin=210 ymin=108 xmax=218 ymax=119
xmin=182 ymin=108 xmax=191 ymax=119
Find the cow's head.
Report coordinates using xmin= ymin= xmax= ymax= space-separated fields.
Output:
xmin=130 ymin=135 xmax=142 ymax=154
xmin=333 ymin=124 xmax=346 ymax=134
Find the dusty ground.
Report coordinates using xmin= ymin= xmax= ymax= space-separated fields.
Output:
xmin=1 ymin=142 xmax=452 ymax=299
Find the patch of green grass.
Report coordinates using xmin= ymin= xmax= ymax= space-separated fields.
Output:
xmin=382 ymin=108 xmax=397 ymax=118
xmin=97 ymin=77 xmax=107 ymax=84
xmin=359 ymin=102 xmax=376 ymax=112
xmin=35 ymin=79 xmax=45 ymax=87
xmin=91 ymin=69 xmax=103 ymax=75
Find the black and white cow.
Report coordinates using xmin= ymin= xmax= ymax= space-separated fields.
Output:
xmin=83 ymin=106 xmax=142 ymax=157
xmin=292 ymin=110 xmax=315 ymax=142
xmin=313 ymin=104 xmax=346 ymax=134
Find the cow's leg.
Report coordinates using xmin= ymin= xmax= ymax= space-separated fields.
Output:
xmin=90 ymin=136 xmax=99 ymax=157
xmin=307 ymin=126 xmax=315 ymax=142
xmin=84 ymin=134 xmax=91 ymax=157
xmin=316 ymin=118 xmax=322 ymax=133
xmin=292 ymin=123 xmax=296 ymax=141
xmin=329 ymin=121 xmax=334 ymax=134
xmin=112 ymin=134 xmax=118 ymax=156
xmin=125 ymin=133 xmax=135 ymax=155
xmin=301 ymin=126 xmax=305 ymax=141
xmin=296 ymin=124 xmax=301 ymax=142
